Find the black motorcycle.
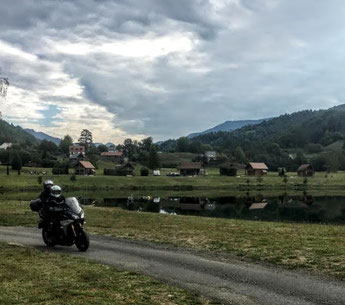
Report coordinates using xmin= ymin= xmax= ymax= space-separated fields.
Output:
xmin=30 ymin=197 xmax=90 ymax=252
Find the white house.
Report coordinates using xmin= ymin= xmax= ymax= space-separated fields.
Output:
xmin=205 ymin=151 xmax=217 ymax=161
xmin=0 ymin=143 xmax=12 ymax=150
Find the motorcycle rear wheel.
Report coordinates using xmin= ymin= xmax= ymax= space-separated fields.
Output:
xmin=75 ymin=228 xmax=90 ymax=252
xmin=42 ymin=228 xmax=56 ymax=247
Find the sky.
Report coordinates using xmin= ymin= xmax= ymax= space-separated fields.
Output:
xmin=1 ymin=0 xmax=345 ymax=143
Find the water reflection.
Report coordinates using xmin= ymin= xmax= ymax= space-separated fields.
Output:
xmin=99 ymin=193 xmax=345 ymax=224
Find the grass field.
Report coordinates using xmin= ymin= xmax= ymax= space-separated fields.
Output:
xmin=1 ymin=165 xmax=345 ymax=192
xmin=0 ymin=243 xmax=216 ymax=305
xmin=1 ymin=201 xmax=344 ymax=280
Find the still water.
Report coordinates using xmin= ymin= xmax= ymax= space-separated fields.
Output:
xmin=2 ymin=191 xmax=345 ymax=224
xmin=97 ymin=193 xmax=345 ymax=224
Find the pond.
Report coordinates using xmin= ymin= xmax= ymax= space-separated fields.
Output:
xmin=1 ymin=190 xmax=345 ymax=224
xmin=97 ymin=193 xmax=345 ymax=224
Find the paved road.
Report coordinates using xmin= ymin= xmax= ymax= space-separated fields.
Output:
xmin=0 ymin=226 xmax=344 ymax=305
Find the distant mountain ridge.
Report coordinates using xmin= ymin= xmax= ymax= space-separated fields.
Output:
xmin=24 ymin=129 xmax=60 ymax=145
xmin=187 ymin=119 xmax=269 ymax=138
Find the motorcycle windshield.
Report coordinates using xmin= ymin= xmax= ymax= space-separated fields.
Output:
xmin=65 ymin=197 xmax=82 ymax=214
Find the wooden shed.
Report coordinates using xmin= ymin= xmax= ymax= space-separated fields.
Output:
xmin=100 ymin=151 xmax=124 ymax=163
xmin=245 ymin=162 xmax=268 ymax=176
xmin=74 ymin=161 xmax=95 ymax=176
xmin=115 ymin=162 xmax=135 ymax=176
xmin=178 ymin=162 xmax=204 ymax=176
xmin=297 ymin=164 xmax=314 ymax=177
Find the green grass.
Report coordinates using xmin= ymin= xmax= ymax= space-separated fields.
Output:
xmin=1 ymin=201 xmax=345 ymax=280
xmin=0 ymin=243 xmax=216 ymax=305
xmin=2 ymin=165 xmax=345 ymax=192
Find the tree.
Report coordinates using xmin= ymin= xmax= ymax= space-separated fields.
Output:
xmin=148 ymin=146 xmax=161 ymax=169
xmin=123 ymin=138 xmax=135 ymax=160
xmin=177 ymin=137 xmax=190 ymax=152
xmin=11 ymin=152 xmax=22 ymax=171
xmin=97 ymin=144 xmax=108 ymax=153
xmin=141 ymin=137 xmax=153 ymax=152
xmin=234 ymin=146 xmax=246 ymax=163
xmin=38 ymin=140 xmax=59 ymax=154
xmin=78 ymin=129 xmax=93 ymax=150
xmin=59 ymin=135 xmax=73 ymax=154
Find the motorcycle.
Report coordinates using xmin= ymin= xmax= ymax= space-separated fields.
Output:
xmin=30 ymin=197 xmax=90 ymax=252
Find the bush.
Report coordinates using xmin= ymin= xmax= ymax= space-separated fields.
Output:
xmin=103 ymin=168 xmax=133 ymax=176
xmin=52 ymin=162 xmax=69 ymax=175
xmin=219 ymin=166 xmax=237 ymax=176
xmin=140 ymin=167 xmax=149 ymax=176
xmin=103 ymin=168 xmax=117 ymax=176
xmin=70 ymin=174 xmax=76 ymax=181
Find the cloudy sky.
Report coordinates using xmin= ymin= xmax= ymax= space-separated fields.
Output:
xmin=1 ymin=0 xmax=345 ymax=143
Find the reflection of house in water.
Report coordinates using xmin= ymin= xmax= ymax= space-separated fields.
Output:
xmin=249 ymin=201 xmax=268 ymax=210
xmin=179 ymin=197 xmax=204 ymax=210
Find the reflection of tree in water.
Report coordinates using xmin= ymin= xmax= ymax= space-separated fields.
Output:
xmin=300 ymin=191 xmax=315 ymax=206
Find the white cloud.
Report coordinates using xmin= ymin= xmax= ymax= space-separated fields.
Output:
xmin=1 ymin=0 xmax=345 ymax=142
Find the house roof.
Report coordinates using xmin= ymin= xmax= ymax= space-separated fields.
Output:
xmin=246 ymin=162 xmax=268 ymax=170
xmin=297 ymin=164 xmax=313 ymax=171
xmin=101 ymin=151 xmax=123 ymax=157
xmin=178 ymin=162 xmax=203 ymax=169
xmin=77 ymin=161 xmax=95 ymax=169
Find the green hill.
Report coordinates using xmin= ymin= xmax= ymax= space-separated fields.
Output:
xmin=160 ymin=105 xmax=345 ymax=171
xmin=0 ymin=119 xmax=38 ymax=146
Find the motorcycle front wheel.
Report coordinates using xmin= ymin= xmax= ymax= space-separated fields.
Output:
xmin=42 ymin=228 xmax=56 ymax=247
xmin=75 ymin=228 xmax=90 ymax=252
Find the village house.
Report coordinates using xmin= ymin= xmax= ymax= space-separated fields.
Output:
xmin=245 ymin=162 xmax=268 ymax=176
xmin=178 ymin=162 xmax=205 ymax=176
xmin=297 ymin=164 xmax=315 ymax=177
xmin=100 ymin=151 xmax=123 ymax=163
xmin=204 ymin=151 xmax=217 ymax=162
xmin=69 ymin=145 xmax=85 ymax=156
xmin=0 ymin=142 xmax=12 ymax=150
xmin=74 ymin=161 xmax=95 ymax=176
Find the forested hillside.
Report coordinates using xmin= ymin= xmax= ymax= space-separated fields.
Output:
xmin=0 ymin=120 xmax=37 ymax=146
xmin=160 ymin=106 xmax=345 ymax=171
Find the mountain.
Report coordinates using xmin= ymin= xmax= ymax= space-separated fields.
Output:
xmin=160 ymin=104 xmax=345 ymax=171
xmin=94 ymin=142 xmax=116 ymax=148
xmin=0 ymin=120 xmax=38 ymax=145
xmin=24 ymin=129 xmax=60 ymax=145
xmin=187 ymin=119 xmax=268 ymax=138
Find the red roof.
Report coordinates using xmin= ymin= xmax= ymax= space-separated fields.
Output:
xmin=101 ymin=151 xmax=123 ymax=157
xmin=77 ymin=161 xmax=95 ymax=169
xmin=246 ymin=162 xmax=268 ymax=170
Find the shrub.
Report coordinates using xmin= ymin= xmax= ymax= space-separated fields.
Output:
xmin=219 ymin=166 xmax=237 ymax=176
xmin=52 ymin=162 xmax=69 ymax=175
xmin=70 ymin=174 xmax=76 ymax=181
xmin=103 ymin=168 xmax=132 ymax=176
xmin=140 ymin=167 xmax=149 ymax=176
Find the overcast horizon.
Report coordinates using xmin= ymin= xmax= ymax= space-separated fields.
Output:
xmin=1 ymin=0 xmax=345 ymax=143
